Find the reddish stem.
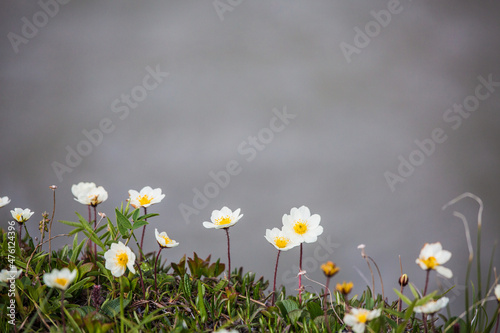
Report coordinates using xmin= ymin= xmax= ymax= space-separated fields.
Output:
xmin=93 ymin=205 xmax=97 ymax=258
xmin=272 ymin=250 xmax=281 ymax=305
xmin=299 ymin=243 xmax=303 ymax=303
xmin=154 ymin=247 xmax=163 ymax=297
xmin=140 ymin=207 xmax=147 ymax=261
xmin=225 ymin=228 xmax=231 ymax=280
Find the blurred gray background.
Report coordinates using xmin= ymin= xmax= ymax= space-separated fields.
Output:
xmin=1 ymin=0 xmax=500 ymax=315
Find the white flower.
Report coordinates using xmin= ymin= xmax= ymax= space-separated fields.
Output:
xmin=10 ymin=208 xmax=34 ymax=223
xmin=414 ymin=297 xmax=449 ymax=314
xmin=43 ymin=268 xmax=77 ymax=290
xmin=264 ymin=228 xmax=300 ymax=251
xmin=104 ymin=241 xmax=136 ymax=277
xmin=128 ymin=186 xmax=165 ymax=209
xmin=213 ymin=329 xmax=238 ymax=333
xmin=495 ymin=284 xmax=500 ymax=302
xmin=344 ymin=308 xmax=381 ymax=333
xmin=72 ymin=182 xmax=108 ymax=206
xmin=0 ymin=196 xmax=11 ymax=208
xmin=155 ymin=229 xmax=179 ymax=248
xmin=0 ymin=268 xmax=22 ymax=283
xmin=282 ymin=206 xmax=323 ymax=243
xmin=203 ymin=207 xmax=243 ymax=229
xmin=416 ymin=242 xmax=453 ymax=278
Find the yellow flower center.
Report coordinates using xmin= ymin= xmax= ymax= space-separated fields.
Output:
xmin=138 ymin=195 xmax=152 ymax=206
xmin=293 ymin=220 xmax=308 ymax=235
xmin=215 ymin=216 xmax=232 ymax=226
xmin=15 ymin=214 xmax=22 ymax=221
xmin=89 ymin=194 xmax=100 ymax=206
xmin=274 ymin=236 xmax=290 ymax=249
xmin=421 ymin=256 xmax=438 ymax=269
xmin=116 ymin=251 xmax=128 ymax=269
xmin=55 ymin=277 xmax=69 ymax=288
xmin=161 ymin=235 xmax=172 ymax=245
xmin=356 ymin=311 xmax=368 ymax=323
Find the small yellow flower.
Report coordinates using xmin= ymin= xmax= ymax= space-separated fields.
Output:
xmin=336 ymin=281 xmax=354 ymax=295
xmin=104 ymin=241 xmax=136 ymax=277
xmin=320 ymin=261 xmax=340 ymax=277
xmin=155 ymin=229 xmax=179 ymax=248
xmin=416 ymin=242 xmax=452 ymax=278
xmin=43 ymin=268 xmax=77 ymax=290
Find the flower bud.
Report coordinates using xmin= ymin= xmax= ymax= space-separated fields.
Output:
xmin=398 ymin=273 xmax=409 ymax=287
xmin=320 ymin=261 xmax=340 ymax=277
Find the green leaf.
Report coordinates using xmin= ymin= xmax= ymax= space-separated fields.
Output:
xmin=132 ymin=208 xmax=140 ymax=222
xmin=182 ymin=273 xmax=191 ymax=297
xmin=66 ymin=277 xmax=92 ymax=295
xmin=196 ymin=280 xmax=207 ymax=323
xmin=116 ymin=209 xmax=133 ymax=236
xmin=131 ymin=220 xmax=149 ymax=231
xmin=288 ymin=309 xmax=303 ymax=324
xmin=277 ymin=299 xmax=299 ymax=318
xmin=306 ymin=301 xmax=323 ymax=319
xmin=59 ymin=219 xmax=82 ymax=228
xmin=393 ymin=288 xmax=411 ymax=305
xmin=101 ymin=298 xmax=131 ymax=318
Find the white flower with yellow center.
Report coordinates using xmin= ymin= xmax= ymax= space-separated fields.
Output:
xmin=203 ymin=207 xmax=243 ymax=229
xmin=128 ymin=186 xmax=165 ymax=209
xmin=416 ymin=242 xmax=452 ymax=278
xmin=414 ymin=297 xmax=449 ymax=314
xmin=0 ymin=268 xmax=22 ymax=283
xmin=104 ymin=241 xmax=136 ymax=277
xmin=264 ymin=228 xmax=300 ymax=251
xmin=155 ymin=229 xmax=179 ymax=248
xmin=43 ymin=268 xmax=77 ymax=290
xmin=344 ymin=308 xmax=381 ymax=333
xmin=10 ymin=208 xmax=34 ymax=223
xmin=282 ymin=206 xmax=323 ymax=243
xmin=72 ymin=182 xmax=108 ymax=206
xmin=494 ymin=284 xmax=500 ymax=302
xmin=0 ymin=196 xmax=11 ymax=208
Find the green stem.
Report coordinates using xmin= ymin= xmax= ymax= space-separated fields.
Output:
xmin=61 ymin=290 xmax=66 ymax=333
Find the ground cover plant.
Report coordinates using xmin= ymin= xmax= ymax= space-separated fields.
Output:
xmin=0 ymin=185 xmax=499 ymax=332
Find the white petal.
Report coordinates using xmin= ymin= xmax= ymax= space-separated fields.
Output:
xmin=308 ymin=214 xmax=321 ymax=228
xmin=298 ymin=206 xmax=311 ymax=218
xmin=203 ymin=222 xmax=216 ymax=229
xmin=436 ymin=266 xmax=453 ymax=279
xmin=435 ymin=250 xmax=452 ymax=264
